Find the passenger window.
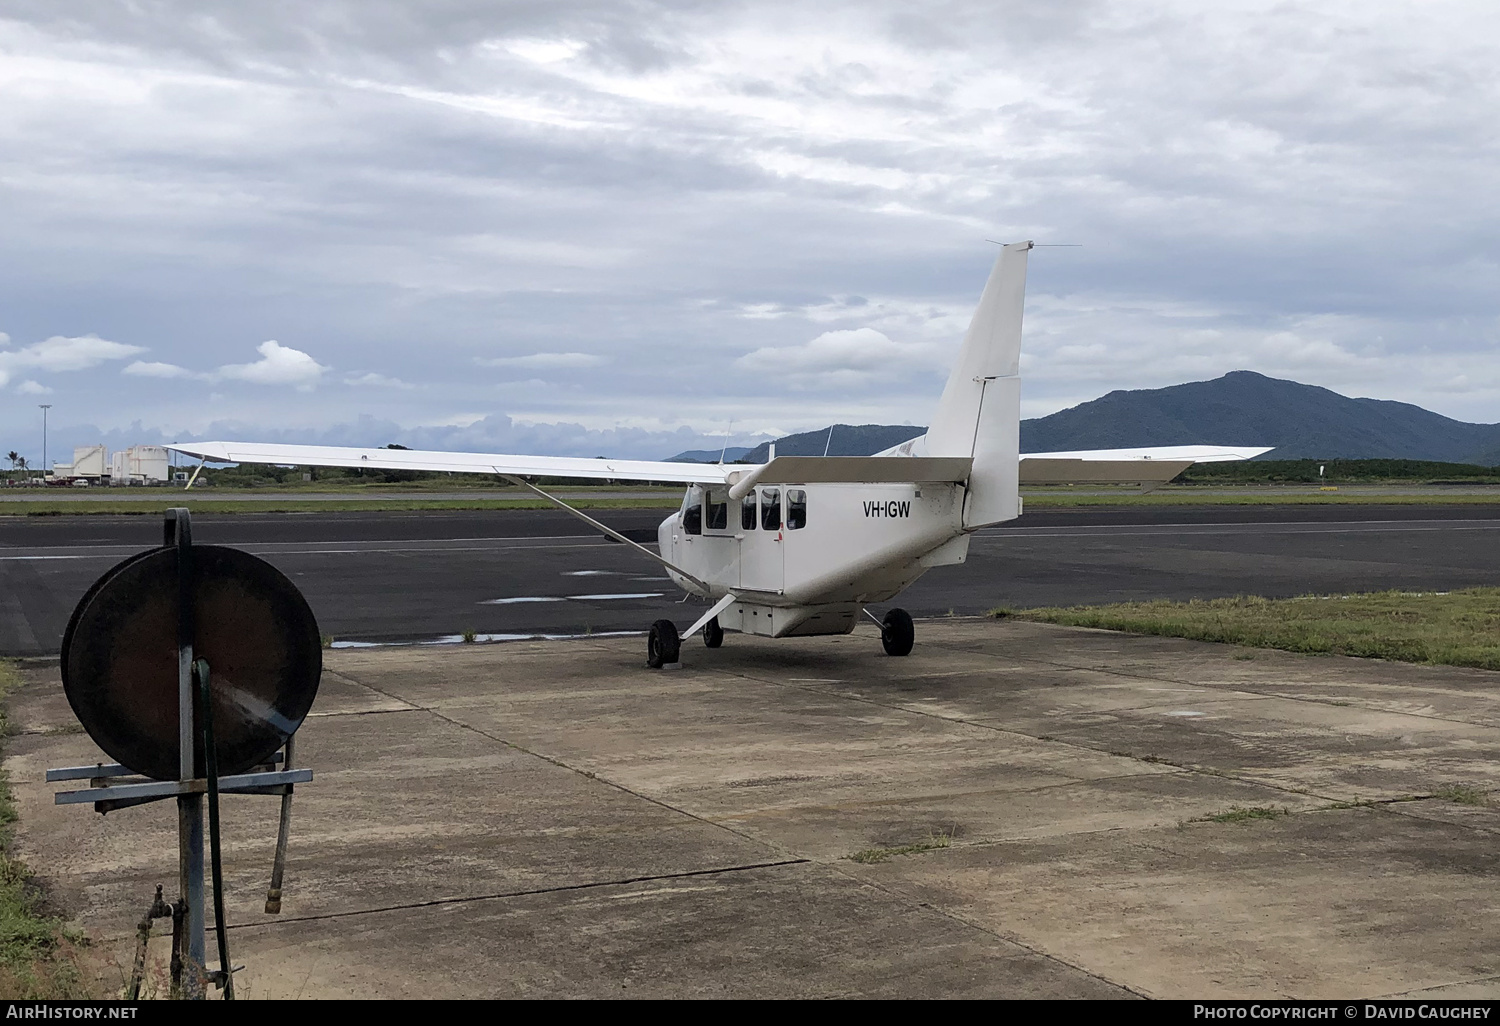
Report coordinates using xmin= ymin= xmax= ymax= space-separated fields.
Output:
xmin=786 ymin=489 xmax=807 ymax=530
xmin=706 ymin=488 xmax=728 ymax=531
xmin=741 ymin=494 xmax=757 ymax=530
xmin=760 ymin=487 xmax=781 ymax=531
xmin=683 ymin=486 xmax=702 ymax=535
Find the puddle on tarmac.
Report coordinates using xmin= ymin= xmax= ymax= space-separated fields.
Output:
xmin=330 ymin=630 xmax=644 ymax=649
xmin=479 ymin=592 xmax=664 ymax=605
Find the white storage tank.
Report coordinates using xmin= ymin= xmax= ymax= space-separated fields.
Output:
xmin=107 ymin=445 xmax=171 ymax=484
xmin=129 ymin=445 xmax=170 ymax=484
xmin=72 ymin=445 xmax=106 ymax=479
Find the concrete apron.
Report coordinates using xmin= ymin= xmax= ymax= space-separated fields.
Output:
xmin=7 ymin=619 xmax=1500 ymax=999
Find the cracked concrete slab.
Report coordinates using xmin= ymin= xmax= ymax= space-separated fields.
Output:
xmin=6 ymin=619 xmax=1500 ymax=998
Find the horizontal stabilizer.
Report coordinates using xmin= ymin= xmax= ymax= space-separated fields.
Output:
xmin=166 ymin=441 xmax=735 ymax=485
xmin=1019 ymin=445 xmax=1273 ymax=487
xmin=727 ymin=456 xmax=973 ymax=501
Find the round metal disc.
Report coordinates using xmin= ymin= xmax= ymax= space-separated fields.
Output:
xmin=63 ymin=545 xmax=322 ymax=781
xmin=60 ymin=548 xmax=158 ymax=686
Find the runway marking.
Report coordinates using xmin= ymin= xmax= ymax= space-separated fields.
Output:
xmin=569 ymin=593 xmax=664 ymax=601
xmin=0 ymin=555 xmax=100 ymax=561
xmin=480 ymin=596 xmax=567 ymax=604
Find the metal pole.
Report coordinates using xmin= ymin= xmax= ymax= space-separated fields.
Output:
xmin=196 ymin=658 xmax=234 ymax=1000
xmin=265 ymin=735 xmax=295 ymax=914
xmin=168 ymin=508 xmax=206 ymax=998
xmin=38 ymin=405 xmax=50 ymax=479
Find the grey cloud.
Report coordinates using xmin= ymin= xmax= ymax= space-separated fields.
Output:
xmin=1 ymin=0 xmax=1498 ymax=456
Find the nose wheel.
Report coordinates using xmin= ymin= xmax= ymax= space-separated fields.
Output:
xmin=880 ymin=608 xmax=914 ymax=657
xmin=703 ymin=616 xmax=723 ymax=649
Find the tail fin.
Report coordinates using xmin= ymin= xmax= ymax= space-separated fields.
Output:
xmin=925 ymin=240 xmax=1031 ymax=528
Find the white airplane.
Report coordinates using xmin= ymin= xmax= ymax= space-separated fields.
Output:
xmin=168 ymin=242 xmax=1270 ymax=667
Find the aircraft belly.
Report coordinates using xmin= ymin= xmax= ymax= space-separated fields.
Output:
xmin=724 ymin=602 xmax=858 ymax=638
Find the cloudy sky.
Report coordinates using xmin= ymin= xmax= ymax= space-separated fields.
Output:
xmin=2 ymin=1 xmax=1497 ymax=462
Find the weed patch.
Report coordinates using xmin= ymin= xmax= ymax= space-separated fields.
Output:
xmin=1194 ymin=806 xmax=1288 ymax=824
xmin=0 ymin=661 xmax=93 ymax=997
xmin=848 ymin=830 xmax=954 ymax=864
xmin=1435 ymin=784 xmax=1489 ymax=806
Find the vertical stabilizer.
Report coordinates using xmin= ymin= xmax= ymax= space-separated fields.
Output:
xmin=925 ymin=240 xmax=1031 ymax=528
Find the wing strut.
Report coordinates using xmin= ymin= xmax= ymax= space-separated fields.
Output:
xmin=682 ymin=592 xmax=737 ymax=641
xmin=498 ymin=474 xmax=712 ymax=594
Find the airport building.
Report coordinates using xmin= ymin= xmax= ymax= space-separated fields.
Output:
xmin=48 ymin=444 xmax=171 ymax=485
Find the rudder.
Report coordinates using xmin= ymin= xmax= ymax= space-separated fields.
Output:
xmin=924 ymin=241 xmax=1031 ymax=528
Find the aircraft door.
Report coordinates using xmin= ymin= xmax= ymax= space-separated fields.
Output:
xmin=695 ymin=485 xmax=738 ymax=589
xmin=738 ymin=487 xmax=784 ymax=594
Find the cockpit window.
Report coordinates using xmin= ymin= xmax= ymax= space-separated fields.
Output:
xmin=760 ymin=487 xmax=781 ymax=531
xmin=741 ymin=494 xmax=757 ymax=530
xmin=786 ymin=488 xmax=807 ymax=530
xmin=682 ymin=486 xmax=702 ymax=535
xmin=706 ymin=488 xmax=728 ymax=531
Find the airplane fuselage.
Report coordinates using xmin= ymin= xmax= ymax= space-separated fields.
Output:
xmin=659 ymin=480 xmax=972 ymax=638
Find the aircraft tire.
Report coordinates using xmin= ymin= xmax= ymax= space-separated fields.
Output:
xmin=881 ymin=608 xmax=914 ymax=657
xmin=648 ymin=618 xmax=681 ymax=668
xmin=704 ymin=616 xmax=724 ymax=648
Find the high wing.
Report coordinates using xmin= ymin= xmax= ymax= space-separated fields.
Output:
xmin=166 ymin=441 xmax=975 ymax=494
xmin=1018 ymin=445 xmax=1275 ymax=488
xmin=167 ymin=440 xmax=1268 ymax=491
xmin=165 ymin=441 xmax=735 ymax=485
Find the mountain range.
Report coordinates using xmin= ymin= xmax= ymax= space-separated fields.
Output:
xmin=669 ymin=372 xmax=1500 ymax=464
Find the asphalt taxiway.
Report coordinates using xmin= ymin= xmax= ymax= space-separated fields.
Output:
xmin=3 ymin=504 xmax=1500 ymax=656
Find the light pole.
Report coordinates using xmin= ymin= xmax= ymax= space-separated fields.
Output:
xmin=38 ymin=405 xmax=51 ymax=481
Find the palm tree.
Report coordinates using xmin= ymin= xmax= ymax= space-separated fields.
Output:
xmin=5 ymin=451 xmax=18 ymax=469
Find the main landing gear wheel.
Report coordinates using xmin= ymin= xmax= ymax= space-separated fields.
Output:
xmin=881 ymin=608 xmax=914 ymax=657
xmin=648 ymin=618 xmax=681 ymax=668
xmin=703 ymin=616 xmax=724 ymax=649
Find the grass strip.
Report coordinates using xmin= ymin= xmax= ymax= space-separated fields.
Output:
xmin=7 ymin=492 xmax=1500 ymax=517
xmin=0 ymin=661 xmax=92 ymax=997
xmin=994 ymin=588 xmax=1500 ymax=671
xmin=1020 ymin=491 xmax=1500 ymax=507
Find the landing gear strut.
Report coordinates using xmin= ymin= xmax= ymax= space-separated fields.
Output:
xmin=647 ymin=619 xmax=680 ymax=668
xmin=881 ymin=608 xmax=914 ymax=657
